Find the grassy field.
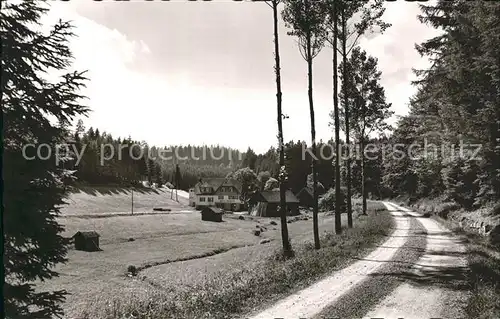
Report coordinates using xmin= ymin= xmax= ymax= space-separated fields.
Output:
xmin=139 ymin=210 xmax=356 ymax=290
xmin=74 ymin=201 xmax=393 ymax=319
xmin=38 ymin=188 xmax=389 ymax=319
xmin=48 ymin=211 xmax=344 ymax=318
xmin=61 ymin=186 xmax=189 ymax=216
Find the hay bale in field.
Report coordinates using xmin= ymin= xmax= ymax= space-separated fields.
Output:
xmin=127 ymin=265 xmax=137 ymax=276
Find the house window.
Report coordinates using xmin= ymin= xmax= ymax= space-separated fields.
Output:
xmin=218 ymin=195 xmax=224 ymax=200
xmin=199 ymin=197 xmax=205 ymax=202
xmin=208 ymin=197 xmax=214 ymax=202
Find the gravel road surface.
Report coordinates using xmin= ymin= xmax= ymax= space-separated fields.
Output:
xmin=246 ymin=202 xmax=470 ymax=319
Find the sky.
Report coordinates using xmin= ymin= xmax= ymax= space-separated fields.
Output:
xmin=42 ymin=0 xmax=440 ymax=154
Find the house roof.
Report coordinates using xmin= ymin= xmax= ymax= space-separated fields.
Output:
xmin=73 ymin=231 xmax=100 ymax=238
xmin=298 ymin=185 xmax=326 ymax=197
xmin=201 ymin=207 xmax=224 ymax=214
xmin=194 ymin=178 xmax=242 ymax=195
xmin=253 ymin=190 xmax=299 ymax=204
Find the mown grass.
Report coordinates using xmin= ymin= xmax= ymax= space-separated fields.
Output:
xmin=465 ymin=244 xmax=500 ymax=319
xmin=78 ymin=207 xmax=394 ymax=319
xmin=61 ymin=187 xmax=189 ymax=216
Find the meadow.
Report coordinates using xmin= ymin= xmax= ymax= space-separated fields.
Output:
xmin=37 ymin=186 xmax=389 ymax=318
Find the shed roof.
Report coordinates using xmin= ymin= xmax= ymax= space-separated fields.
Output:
xmin=73 ymin=231 xmax=100 ymax=238
xmin=194 ymin=178 xmax=242 ymax=194
xmin=297 ymin=187 xmax=314 ymax=198
xmin=253 ymin=190 xmax=299 ymax=204
xmin=201 ymin=207 xmax=224 ymax=214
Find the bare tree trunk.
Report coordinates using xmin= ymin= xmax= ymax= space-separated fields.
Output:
xmin=272 ymin=0 xmax=292 ymax=256
xmin=361 ymin=136 xmax=367 ymax=215
xmin=341 ymin=9 xmax=353 ymax=228
xmin=305 ymin=10 xmax=320 ymax=249
xmin=332 ymin=1 xmax=342 ymax=234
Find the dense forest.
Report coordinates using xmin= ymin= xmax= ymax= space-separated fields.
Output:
xmin=65 ymin=122 xmax=244 ymax=190
xmin=65 ymin=123 xmax=339 ymax=193
xmin=67 ymin=121 xmax=391 ymax=203
xmin=381 ymin=1 xmax=500 ymax=208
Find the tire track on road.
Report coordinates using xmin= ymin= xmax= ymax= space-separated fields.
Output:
xmin=246 ymin=205 xmax=411 ymax=319
xmin=314 ymin=213 xmax=427 ymax=319
xmin=360 ymin=202 xmax=470 ymax=319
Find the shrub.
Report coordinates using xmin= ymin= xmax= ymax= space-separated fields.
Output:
xmin=127 ymin=265 xmax=137 ymax=276
xmin=492 ymin=202 xmax=500 ymax=216
xmin=434 ymin=202 xmax=461 ymax=219
xmin=165 ymin=182 xmax=174 ymax=189
xmin=319 ymin=187 xmax=347 ymax=213
xmin=442 ymin=158 xmax=479 ymax=209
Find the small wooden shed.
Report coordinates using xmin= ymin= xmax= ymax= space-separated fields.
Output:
xmin=248 ymin=190 xmax=300 ymax=217
xmin=201 ymin=207 xmax=224 ymax=222
xmin=73 ymin=231 xmax=100 ymax=252
xmin=296 ymin=187 xmax=315 ymax=207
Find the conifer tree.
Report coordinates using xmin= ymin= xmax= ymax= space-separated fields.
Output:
xmin=2 ymin=1 xmax=89 ymax=317
xmin=283 ymin=0 xmax=327 ymax=249
xmin=338 ymin=47 xmax=393 ymax=215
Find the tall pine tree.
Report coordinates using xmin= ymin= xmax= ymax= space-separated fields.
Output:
xmin=338 ymin=47 xmax=393 ymax=215
xmin=282 ymin=0 xmax=327 ymax=249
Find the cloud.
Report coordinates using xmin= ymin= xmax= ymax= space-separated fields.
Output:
xmin=360 ymin=1 xmax=441 ymax=117
xmin=41 ymin=1 xmax=440 ymax=153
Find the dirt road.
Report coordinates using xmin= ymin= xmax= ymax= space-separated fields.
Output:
xmin=246 ymin=202 xmax=470 ymax=319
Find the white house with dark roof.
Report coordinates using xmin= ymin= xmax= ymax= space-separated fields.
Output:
xmin=188 ymin=178 xmax=244 ymax=211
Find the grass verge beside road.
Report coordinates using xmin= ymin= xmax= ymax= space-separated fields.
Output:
xmin=434 ymin=217 xmax=500 ymax=319
xmin=399 ymin=199 xmax=500 ymax=319
xmin=79 ymin=202 xmax=394 ymax=319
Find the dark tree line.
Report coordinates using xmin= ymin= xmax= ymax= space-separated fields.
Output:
xmin=66 ymin=124 xmax=244 ymax=189
xmin=69 ymin=126 xmax=340 ymax=193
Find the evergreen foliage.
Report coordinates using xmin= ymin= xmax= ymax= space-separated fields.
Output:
xmin=2 ymin=1 xmax=88 ymax=317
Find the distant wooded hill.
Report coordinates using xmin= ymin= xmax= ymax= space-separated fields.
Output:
xmin=65 ymin=125 xmax=341 ymax=192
